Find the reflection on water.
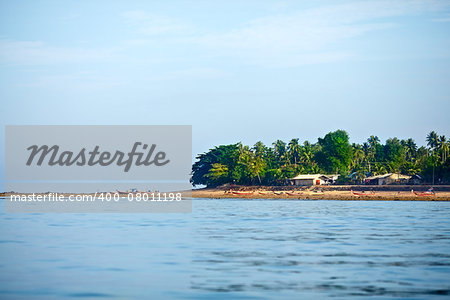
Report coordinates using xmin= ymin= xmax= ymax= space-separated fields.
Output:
xmin=0 ymin=199 xmax=449 ymax=299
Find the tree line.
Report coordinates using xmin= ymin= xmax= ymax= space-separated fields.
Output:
xmin=191 ymin=130 xmax=450 ymax=187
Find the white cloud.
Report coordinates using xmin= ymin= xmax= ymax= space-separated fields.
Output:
xmin=1 ymin=1 xmax=449 ymax=68
xmin=186 ymin=0 xmax=450 ymax=66
xmin=432 ymin=13 xmax=450 ymax=22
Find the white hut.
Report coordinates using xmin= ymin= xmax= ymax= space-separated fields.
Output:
xmin=290 ymin=174 xmax=328 ymax=186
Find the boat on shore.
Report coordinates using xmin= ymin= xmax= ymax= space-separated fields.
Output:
xmin=286 ymin=191 xmax=302 ymax=196
xmin=231 ymin=191 xmax=254 ymax=195
xmin=351 ymin=190 xmax=376 ymax=196
xmin=411 ymin=189 xmax=435 ymax=197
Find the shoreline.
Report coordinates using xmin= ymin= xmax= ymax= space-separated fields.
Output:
xmin=192 ymin=185 xmax=450 ymax=201
xmin=1 ymin=185 xmax=449 ymax=201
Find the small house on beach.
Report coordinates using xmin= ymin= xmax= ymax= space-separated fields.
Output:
xmin=409 ymin=174 xmax=424 ymax=185
xmin=290 ymin=174 xmax=338 ymax=186
xmin=364 ymin=173 xmax=411 ymax=185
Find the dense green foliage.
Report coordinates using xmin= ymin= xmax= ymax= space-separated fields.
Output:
xmin=191 ymin=130 xmax=450 ymax=187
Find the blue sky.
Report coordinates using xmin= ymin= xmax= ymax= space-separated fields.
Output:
xmin=1 ymin=0 xmax=450 ymax=174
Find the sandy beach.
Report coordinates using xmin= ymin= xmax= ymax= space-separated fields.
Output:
xmin=2 ymin=186 xmax=449 ymax=201
xmin=192 ymin=185 xmax=450 ymax=201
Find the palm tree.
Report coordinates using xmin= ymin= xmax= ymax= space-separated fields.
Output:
xmin=238 ymin=145 xmax=266 ymax=184
xmin=352 ymin=145 xmax=365 ymax=170
xmin=362 ymin=142 xmax=372 ymax=172
xmin=300 ymin=141 xmax=313 ymax=166
xmin=367 ymin=136 xmax=379 ymax=167
xmin=373 ymin=163 xmax=387 ymax=175
xmin=405 ymin=138 xmax=417 ymax=162
xmin=437 ymin=135 xmax=448 ymax=163
xmin=309 ymin=162 xmax=320 ymax=174
xmin=272 ymin=140 xmax=287 ymax=166
xmin=253 ymin=141 xmax=267 ymax=158
xmin=427 ymin=131 xmax=439 ymax=150
xmin=288 ymin=138 xmax=300 ymax=165
xmin=362 ymin=142 xmax=369 ymax=157
xmin=368 ymin=135 xmax=380 ymax=149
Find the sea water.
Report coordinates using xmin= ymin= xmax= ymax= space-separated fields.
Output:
xmin=1 ymin=198 xmax=449 ymax=299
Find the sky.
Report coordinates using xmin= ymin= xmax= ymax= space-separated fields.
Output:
xmin=1 ymin=0 xmax=450 ymax=180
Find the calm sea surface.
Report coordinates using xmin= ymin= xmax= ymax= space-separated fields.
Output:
xmin=1 ymin=198 xmax=450 ymax=299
